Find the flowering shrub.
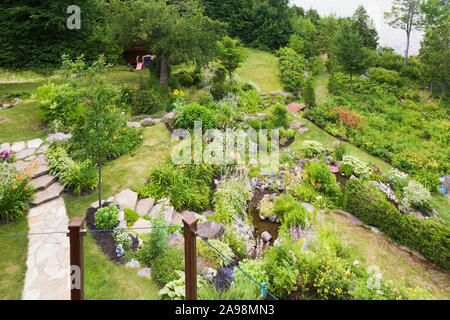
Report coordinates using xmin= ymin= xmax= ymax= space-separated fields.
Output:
xmin=0 ymin=162 xmax=34 ymax=222
xmin=341 ymin=155 xmax=373 ymax=179
xmin=301 ymin=140 xmax=326 ymax=159
xmin=174 ymin=103 xmax=217 ymax=130
xmin=0 ymin=149 xmax=12 ymax=162
xmin=112 ymin=229 xmax=132 ymax=250
xmin=401 ymin=181 xmax=432 ymax=212
xmin=387 ymin=168 xmax=409 ymax=193
xmin=304 ymin=161 xmax=342 ymax=203
xmin=330 ymin=107 xmax=362 ymax=128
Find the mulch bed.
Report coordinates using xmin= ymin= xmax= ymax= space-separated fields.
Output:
xmin=85 ymin=202 xmax=139 ymax=264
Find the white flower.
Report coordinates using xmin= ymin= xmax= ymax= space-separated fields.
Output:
xmin=353 ymin=260 xmax=359 ymax=267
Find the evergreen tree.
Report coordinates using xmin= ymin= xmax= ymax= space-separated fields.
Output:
xmin=217 ymin=36 xmax=246 ymax=81
xmin=352 ymin=5 xmax=379 ymax=50
xmin=304 ymin=78 xmax=316 ymax=107
xmin=333 ymin=21 xmax=368 ymax=92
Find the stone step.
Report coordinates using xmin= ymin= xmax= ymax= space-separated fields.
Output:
xmin=32 ymin=164 xmax=50 ymax=179
xmin=31 ymin=182 xmax=64 ymax=206
xmin=29 ymin=174 xmax=58 ymax=191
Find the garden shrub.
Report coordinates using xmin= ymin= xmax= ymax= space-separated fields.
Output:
xmin=269 ymin=103 xmax=289 ymax=128
xmin=197 ymin=239 xmax=233 ymax=269
xmin=224 ymin=231 xmax=247 ymax=260
xmin=273 ymin=194 xmax=313 ymax=236
xmin=301 ymin=140 xmax=326 ymax=159
xmin=125 ymin=88 xmax=160 ymax=115
xmin=339 ymin=164 xmax=354 ymax=177
xmin=290 ymin=183 xmax=320 ymax=204
xmin=263 ymin=240 xmax=299 ymax=297
xmin=176 ymin=71 xmax=195 ymax=87
xmin=376 ymin=51 xmax=404 ymax=72
xmin=400 ymin=181 xmax=432 ymax=213
xmin=139 ymin=162 xmax=217 ymax=212
xmin=198 ymin=281 xmax=262 ymax=300
xmin=333 ymin=142 xmax=346 ymax=161
xmin=304 ymin=160 xmax=342 ymax=202
xmin=340 ymin=155 xmax=373 ymax=179
xmin=46 ymin=146 xmax=98 ymax=195
xmin=112 ymin=229 xmax=132 ymax=250
xmin=152 ymin=247 xmax=185 ymax=286
xmin=277 ymin=47 xmax=307 ymax=93
xmin=124 ymin=208 xmax=139 ymax=226
xmin=232 ymin=259 xmax=268 ymax=298
xmin=237 ymin=89 xmax=264 ymax=114
xmin=212 ymin=179 xmax=249 ymax=224
xmin=344 ymin=179 xmax=450 ymax=269
xmin=94 ymin=203 xmax=119 ymax=230
xmin=174 ymin=103 xmax=217 ymax=130
xmin=368 ymin=67 xmax=403 ymax=87
xmin=138 ymin=210 xmax=170 ymax=266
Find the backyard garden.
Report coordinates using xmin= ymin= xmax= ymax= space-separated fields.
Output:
xmin=0 ymin=0 xmax=449 ymax=301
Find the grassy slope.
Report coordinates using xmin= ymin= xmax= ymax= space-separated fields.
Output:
xmin=0 ymin=102 xmax=46 ymax=144
xmin=235 ymin=48 xmax=282 ymax=94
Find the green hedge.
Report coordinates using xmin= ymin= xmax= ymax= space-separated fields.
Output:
xmin=344 ymin=179 xmax=450 ymax=269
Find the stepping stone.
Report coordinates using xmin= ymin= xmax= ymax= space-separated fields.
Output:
xmin=114 ymin=188 xmax=138 ymax=210
xmin=289 ymin=122 xmax=306 ymax=129
xmin=127 ymin=121 xmax=142 ymax=128
xmin=287 ymin=102 xmax=306 ymax=114
xmin=163 ymin=112 xmax=175 ymax=120
xmin=137 ymin=268 xmax=151 ymax=279
xmin=131 ymin=218 xmax=152 ymax=235
xmin=136 ymin=198 xmax=155 ymax=216
xmin=11 ymin=141 xmax=26 ymax=153
xmin=0 ymin=142 xmax=11 ymax=151
xmin=14 ymin=160 xmax=28 ymax=172
xmin=15 ymin=148 xmax=36 ymax=160
xmin=152 ymin=118 xmax=162 ymax=123
xmin=270 ymin=91 xmax=290 ymax=98
xmin=30 ymin=174 xmax=58 ymax=191
xmin=301 ymin=202 xmax=315 ymax=213
xmin=31 ymin=182 xmax=64 ymax=206
xmin=27 ymin=138 xmax=43 ymax=149
xmin=37 ymin=144 xmax=49 ymax=154
xmin=32 ymin=164 xmax=49 ymax=179
xmin=141 ymin=118 xmax=155 ymax=127
xmin=125 ymin=259 xmax=141 ymax=269
xmin=298 ymin=127 xmax=309 ymax=134
xmin=47 ymin=132 xmax=71 ymax=143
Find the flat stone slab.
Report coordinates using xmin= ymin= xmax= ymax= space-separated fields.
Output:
xmin=197 ymin=221 xmax=224 ymax=239
xmin=137 ymin=268 xmax=151 ymax=279
xmin=22 ymin=196 xmax=70 ymax=300
xmin=1 ymin=142 xmax=11 ymax=151
xmin=171 ymin=211 xmax=183 ymax=225
xmin=298 ymin=127 xmax=309 ymax=134
xmin=270 ymin=91 xmax=290 ymax=98
xmin=11 ymin=141 xmax=26 ymax=153
xmin=32 ymin=182 xmax=64 ymax=206
xmin=163 ymin=112 xmax=175 ymax=120
xmin=47 ymin=132 xmax=72 ymax=143
xmin=141 ymin=118 xmax=156 ymax=127
xmin=136 ymin=198 xmax=155 ymax=216
xmin=16 ymin=148 xmax=37 ymax=160
xmin=27 ymin=138 xmax=43 ymax=149
xmin=30 ymin=174 xmax=58 ymax=191
xmin=131 ymin=218 xmax=152 ymax=235
xmin=287 ymin=103 xmax=306 ymax=113
xmin=290 ymin=122 xmax=306 ymax=129
xmin=115 ymin=189 xmax=138 ymax=210
xmin=301 ymin=202 xmax=315 ymax=213
xmin=125 ymin=259 xmax=141 ymax=269
xmin=37 ymin=144 xmax=49 ymax=154
xmin=127 ymin=121 xmax=142 ymax=128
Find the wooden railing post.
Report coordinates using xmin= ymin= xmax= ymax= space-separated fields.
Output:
xmin=183 ymin=213 xmax=198 ymax=300
xmin=67 ymin=217 xmax=86 ymax=300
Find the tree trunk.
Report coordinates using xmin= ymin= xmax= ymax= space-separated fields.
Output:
xmin=98 ymin=155 xmax=102 ymax=208
xmin=160 ymin=56 xmax=169 ymax=86
xmin=350 ymin=72 xmax=353 ymax=93
xmin=404 ymin=31 xmax=411 ymax=65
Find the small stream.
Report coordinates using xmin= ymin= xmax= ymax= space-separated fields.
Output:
xmin=248 ymin=189 xmax=280 ymax=244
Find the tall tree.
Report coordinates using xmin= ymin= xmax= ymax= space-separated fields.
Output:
xmin=420 ymin=18 xmax=449 ymax=98
xmin=384 ymin=0 xmax=422 ymax=64
xmin=420 ymin=0 xmax=450 ymax=29
xmin=352 ymin=5 xmax=379 ymax=50
xmin=217 ymin=36 xmax=246 ymax=81
xmin=315 ymin=15 xmax=339 ymax=54
xmin=333 ymin=21 xmax=368 ymax=92
xmin=113 ymin=0 xmax=225 ymax=85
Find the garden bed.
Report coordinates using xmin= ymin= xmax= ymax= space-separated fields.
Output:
xmin=85 ymin=202 xmax=139 ymax=264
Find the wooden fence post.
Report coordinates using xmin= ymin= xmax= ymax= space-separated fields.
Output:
xmin=67 ymin=217 xmax=86 ymax=300
xmin=183 ymin=213 xmax=198 ymax=300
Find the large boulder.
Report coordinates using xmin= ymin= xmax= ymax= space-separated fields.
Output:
xmin=197 ymin=221 xmax=225 ymax=240
xmin=114 ymin=189 xmax=138 ymax=210
xmin=261 ymin=231 xmax=272 ymax=242
xmin=131 ymin=218 xmax=151 ymax=235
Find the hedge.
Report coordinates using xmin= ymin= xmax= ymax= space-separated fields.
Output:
xmin=344 ymin=179 xmax=450 ymax=269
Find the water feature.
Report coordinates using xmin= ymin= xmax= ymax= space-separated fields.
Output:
xmin=248 ymin=189 xmax=280 ymax=244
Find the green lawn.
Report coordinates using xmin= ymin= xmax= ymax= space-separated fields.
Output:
xmin=0 ymin=102 xmax=46 ymax=144
xmin=235 ymin=48 xmax=282 ymax=94
xmin=0 ymin=217 xmax=28 ymax=300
